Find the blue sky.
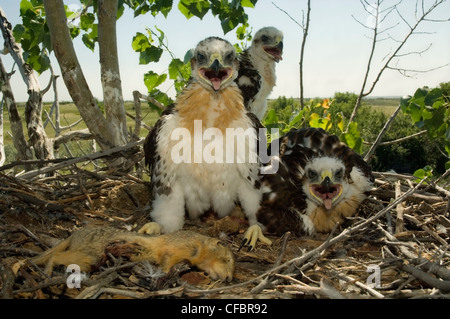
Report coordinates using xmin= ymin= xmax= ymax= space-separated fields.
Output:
xmin=1 ymin=0 xmax=449 ymax=102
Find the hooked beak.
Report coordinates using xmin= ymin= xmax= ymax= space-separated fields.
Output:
xmin=209 ymin=59 xmax=221 ymax=75
xmin=263 ymin=39 xmax=283 ymax=62
xmin=198 ymin=58 xmax=233 ymax=91
xmin=309 ymin=171 xmax=343 ymax=210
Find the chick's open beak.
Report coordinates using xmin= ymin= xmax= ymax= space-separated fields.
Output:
xmin=309 ymin=171 xmax=343 ymax=210
xmin=263 ymin=40 xmax=283 ymax=62
xmin=199 ymin=56 xmax=233 ymax=91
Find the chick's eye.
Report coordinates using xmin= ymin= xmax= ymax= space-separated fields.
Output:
xmin=307 ymin=169 xmax=317 ymax=179
xmin=335 ymin=169 xmax=344 ymax=179
xmin=197 ymin=52 xmax=206 ymax=63
xmin=261 ymin=35 xmax=269 ymax=43
xmin=224 ymin=52 xmax=234 ymax=63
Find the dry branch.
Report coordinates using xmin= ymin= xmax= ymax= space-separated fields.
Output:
xmin=347 ymin=0 xmax=449 ymax=130
xmin=16 ymin=138 xmax=143 ymax=179
xmin=400 ymin=263 xmax=450 ymax=292
xmin=364 ymin=104 xmax=402 ymax=162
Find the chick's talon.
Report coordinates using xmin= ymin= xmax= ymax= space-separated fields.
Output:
xmin=240 ymin=224 xmax=272 ymax=251
xmin=138 ymin=222 xmax=161 ymax=235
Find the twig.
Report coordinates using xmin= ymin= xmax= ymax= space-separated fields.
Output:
xmin=403 ymin=214 xmax=448 ymax=246
xmin=76 ymin=272 xmax=118 ymax=299
xmin=276 ymin=274 xmax=344 ymax=299
xmin=93 ymin=286 xmax=184 ymax=299
xmin=126 ymin=112 xmax=152 ymax=131
xmin=364 ymin=130 xmax=428 ymax=146
xmin=400 ymin=263 xmax=450 ymax=293
xmin=364 ymin=103 xmax=402 ymax=162
xmin=16 ymin=224 xmax=50 ymax=250
xmin=0 ymin=158 xmax=76 ymax=171
xmin=17 ymin=139 xmax=144 ymax=180
xmin=0 ymin=264 xmax=15 ymax=299
xmin=395 ymin=180 xmax=405 ymax=234
xmin=138 ymin=92 xmax=165 ymax=111
xmin=250 ymin=231 xmax=291 ymax=294
xmin=411 ymin=258 xmax=450 ymax=281
xmin=13 ymin=277 xmax=68 ymax=294
xmin=337 ymin=273 xmax=385 ymax=298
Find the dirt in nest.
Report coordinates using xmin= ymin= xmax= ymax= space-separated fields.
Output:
xmin=0 ymin=170 xmax=449 ymax=300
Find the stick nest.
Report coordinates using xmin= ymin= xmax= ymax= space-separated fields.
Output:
xmin=0 ymin=168 xmax=449 ymax=299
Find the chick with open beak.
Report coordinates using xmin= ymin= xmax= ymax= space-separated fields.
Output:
xmin=192 ymin=38 xmax=238 ymax=92
xmin=262 ymin=34 xmax=283 ymax=62
xmin=304 ymin=157 xmax=345 ymax=210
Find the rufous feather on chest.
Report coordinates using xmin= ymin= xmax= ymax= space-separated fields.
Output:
xmin=177 ymin=83 xmax=245 ymax=133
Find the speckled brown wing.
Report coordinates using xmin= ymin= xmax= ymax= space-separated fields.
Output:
xmin=257 ymin=143 xmax=317 ymax=236
xmin=143 ymin=104 xmax=176 ymax=197
xmin=235 ymin=49 xmax=261 ymax=111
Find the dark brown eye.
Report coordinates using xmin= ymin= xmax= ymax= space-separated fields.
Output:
xmin=224 ymin=52 xmax=234 ymax=64
xmin=261 ymin=35 xmax=269 ymax=43
xmin=307 ymin=169 xmax=317 ymax=179
xmin=335 ymin=168 xmax=344 ymax=179
xmin=197 ymin=52 xmax=206 ymax=63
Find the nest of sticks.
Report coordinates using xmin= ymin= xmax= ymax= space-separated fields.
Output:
xmin=0 ymin=159 xmax=449 ymax=299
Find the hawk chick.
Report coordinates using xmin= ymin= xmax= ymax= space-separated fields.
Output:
xmin=142 ymin=37 xmax=263 ymax=235
xmin=235 ymin=26 xmax=283 ymax=120
xmin=243 ymin=128 xmax=374 ymax=248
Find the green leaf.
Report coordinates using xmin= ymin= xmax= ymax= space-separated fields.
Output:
xmin=25 ymin=47 xmax=50 ymax=74
xmin=178 ymin=0 xmax=210 ymax=19
xmin=139 ymin=46 xmax=163 ymax=64
xmin=148 ymin=89 xmax=173 ymax=115
xmin=424 ymin=88 xmax=443 ymax=106
xmin=82 ymin=33 xmax=95 ymax=51
xmin=263 ymin=109 xmax=279 ymax=126
xmin=408 ymin=103 xmax=422 ymax=123
xmin=144 ymin=71 xmax=167 ymax=91
xmin=241 ymin=0 xmax=256 ymax=8
xmin=341 ymin=122 xmax=363 ymax=154
xmin=309 ymin=113 xmax=331 ymax=130
xmin=80 ymin=13 xmax=95 ymax=31
xmin=183 ymin=49 xmax=194 ymax=64
xmin=421 ymin=108 xmax=433 ymax=120
xmin=413 ymin=168 xmax=426 ymax=179
xmin=168 ymin=58 xmax=191 ymax=82
xmin=152 ymin=26 xmax=165 ymax=46
xmin=19 ymin=0 xmax=34 ymax=16
xmin=132 ymin=32 xmax=149 ymax=52
xmin=413 ymin=165 xmax=432 ymax=183
xmin=289 ymin=109 xmax=305 ymax=127
xmin=12 ymin=24 xmax=26 ymax=42
xmin=154 ymin=0 xmax=174 ymax=18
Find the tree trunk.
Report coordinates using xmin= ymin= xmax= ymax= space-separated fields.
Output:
xmin=0 ymin=57 xmax=32 ymax=164
xmin=0 ymin=100 xmax=4 ymax=166
xmin=43 ymin=0 xmax=115 ymax=150
xmin=299 ymin=0 xmax=311 ymax=110
xmin=98 ymin=0 xmax=128 ymax=147
xmin=0 ymin=8 xmax=51 ymax=161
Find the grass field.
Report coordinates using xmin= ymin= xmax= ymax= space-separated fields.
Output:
xmin=2 ymin=101 xmax=160 ymax=144
xmin=363 ymin=97 xmax=401 ymax=115
xmin=1 ymin=101 xmax=160 ymax=164
xmin=1 ymin=97 xmax=399 ymax=164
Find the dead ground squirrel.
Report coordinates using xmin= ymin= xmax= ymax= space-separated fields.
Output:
xmin=32 ymin=227 xmax=234 ymax=282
